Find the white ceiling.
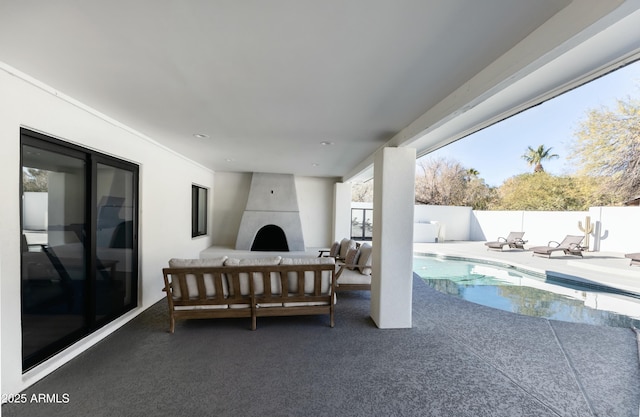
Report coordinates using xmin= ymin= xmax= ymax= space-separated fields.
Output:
xmin=2 ymin=1 xmax=640 ymax=180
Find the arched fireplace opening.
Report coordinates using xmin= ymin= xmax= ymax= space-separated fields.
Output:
xmin=251 ymin=225 xmax=289 ymax=251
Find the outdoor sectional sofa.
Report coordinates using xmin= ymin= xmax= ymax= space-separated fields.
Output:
xmin=335 ymin=242 xmax=373 ymax=291
xmin=318 ymin=238 xmax=373 ymax=291
xmin=162 ymin=256 xmax=336 ymax=332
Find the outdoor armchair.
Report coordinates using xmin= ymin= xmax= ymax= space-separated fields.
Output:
xmin=318 ymin=238 xmax=359 ymax=262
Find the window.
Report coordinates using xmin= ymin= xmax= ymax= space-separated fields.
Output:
xmin=351 ymin=208 xmax=373 ymax=241
xmin=192 ymin=184 xmax=208 ymax=237
xmin=20 ymin=128 xmax=139 ymax=371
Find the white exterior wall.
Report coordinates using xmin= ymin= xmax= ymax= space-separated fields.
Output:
xmin=471 ymin=208 xmax=640 ymax=252
xmin=469 ymin=210 xmax=525 ymax=242
xmin=520 ymin=211 xmax=588 ymax=247
xmin=1 ymin=67 xmax=215 ymax=395
xmin=473 ymin=210 xmax=589 ymax=246
xmin=413 ymin=205 xmax=639 ymax=253
xmin=295 ymin=176 xmax=335 ymax=248
xmin=414 ymin=205 xmax=472 ymax=242
xmin=588 ymin=206 xmax=640 ymax=252
xmin=334 ymin=183 xmax=353 ymax=242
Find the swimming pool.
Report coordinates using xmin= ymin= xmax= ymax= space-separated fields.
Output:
xmin=413 ymin=255 xmax=640 ymax=328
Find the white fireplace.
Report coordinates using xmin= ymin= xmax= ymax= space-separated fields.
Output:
xmin=235 ymin=173 xmax=305 ymax=251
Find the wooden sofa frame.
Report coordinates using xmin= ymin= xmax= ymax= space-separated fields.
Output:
xmin=162 ymin=262 xmax=336 ymax=332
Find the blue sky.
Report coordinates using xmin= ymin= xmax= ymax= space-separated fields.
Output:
xmin=421 ymin=60 xmax=640 ymax=187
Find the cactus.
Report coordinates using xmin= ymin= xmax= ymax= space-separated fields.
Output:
xmin=591 ymin=221 xmax=607 ymax=252
xmin=578 ymin=216 xmax=593 ymax=250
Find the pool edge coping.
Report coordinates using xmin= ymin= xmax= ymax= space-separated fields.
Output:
xmin=413 ymin=251 xmax=640 ymax=300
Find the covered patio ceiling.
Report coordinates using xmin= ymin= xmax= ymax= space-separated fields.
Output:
xmin=1 ymin=1 xmax=640 ymax=180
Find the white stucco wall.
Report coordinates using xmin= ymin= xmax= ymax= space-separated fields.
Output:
xmin=588 ymin=206 xmax=640 ymax=252
xmin=414 ymin=205 xmax=473 ymax=242
xmin=1 ymin=66 xmax=215 ymax=395
xmin=414 ymin=205 xmax=639 ymax=253
xmin=471 ymin=208 xmax=640 ymax=252
xmin=333 ymin=183 xmax=353 ymax=242
xmin=472 ymin=210 xmax=589 ymax=247
xmin=211 ymin=172 xmax=252 ymax=247
xmin=295 ymin=176 xmax=335 ymax=248
xmin=469 ymin=210 xmax=525 ymax=242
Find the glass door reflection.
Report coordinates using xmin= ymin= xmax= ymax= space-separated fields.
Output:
xmin=95 ymin=163 xmax=136 ymax=322
xmin=21 ymin=145 xmax=87 ymax=366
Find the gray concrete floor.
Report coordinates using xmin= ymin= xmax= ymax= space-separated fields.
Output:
xmin=3 ymin=242 xmax=639 ymax=417
xmin=3 ymin=277 xmax=638 ymax=417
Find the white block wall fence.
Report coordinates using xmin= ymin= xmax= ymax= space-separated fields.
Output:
xmin=353 ymin=203 xmax=640 ymax=253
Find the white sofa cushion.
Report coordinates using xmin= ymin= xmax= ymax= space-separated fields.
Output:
xmin=168 ymin=257 xmax=228 ymax=299
xmin=337 ymin=268 xmax=372 ymax=285
xmin=168 ymin=257 xmax=228 ymax=268
xmin=224 ymin=256 xmax=282 ymax=297
xmin=280 ymin=257 xmax=334 ymax=294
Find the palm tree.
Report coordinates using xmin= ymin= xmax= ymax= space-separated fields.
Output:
xmin=521 ymin=145 xmax=559 ymax=173
xmin=464 ymin=168 xmax=479 ymax=182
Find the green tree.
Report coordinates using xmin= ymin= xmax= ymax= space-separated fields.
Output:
xmin=521 ymin=145 xmax=559 ymax=173
xmin=490 ymin=172 xmax=612 ymax=211
xmin=464 ymin=175 xmax=496 ymax=210
xmin=569 ymin=97 xmax=640 ymax=203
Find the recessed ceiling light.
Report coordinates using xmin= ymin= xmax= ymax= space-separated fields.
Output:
xmin=320 ymin=141 xmax=334 ymax=146
xmin=193 ymin=133 xmax=209 ymax=139
xmin=312 ymin=163 xmax=320 ymax=167
xmin=225 ymin=158 xmax=235 ymax=162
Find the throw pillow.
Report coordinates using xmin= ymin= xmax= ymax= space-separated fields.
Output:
xmin=356 ymin=243 xmax=373 ymax=275
xmin=345 ymin=247 xmax=360 ymax=270
xmin=329 ymin=241 xmax=340 ymax=257
xmin=339 ymin=238 xmax=356 ymax=260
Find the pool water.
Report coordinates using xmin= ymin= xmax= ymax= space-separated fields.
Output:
xmin=413 ymin=255 xmax=640 ymax=328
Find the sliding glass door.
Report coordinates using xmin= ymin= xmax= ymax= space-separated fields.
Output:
xmin=21 ymin=143 xmax=87 ymax=367
xmin=21 ymin=129 xmax=138 ymax=371
xmin=94 ymin=162 xmax=137 ymax=323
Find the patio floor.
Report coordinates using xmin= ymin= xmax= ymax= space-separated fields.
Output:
xmin=2 ymin=242 xmax=639 ymax=417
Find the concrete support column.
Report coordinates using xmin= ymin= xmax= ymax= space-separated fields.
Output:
xmin=333 ymin=182 xmax=352 ymax=241
xmin=371 ymin=147 xmax=416 ymax=328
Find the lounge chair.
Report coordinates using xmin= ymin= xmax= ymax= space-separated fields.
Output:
xmin=484 ymin=232 xmax=527 ymax=251
xmin=318 ymin=238 xmax=358 ymax=261
xmin=530 ymin=235 xmax=586 ymax=258
xmin=624 ymin=253 xmax=640 ymax=266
